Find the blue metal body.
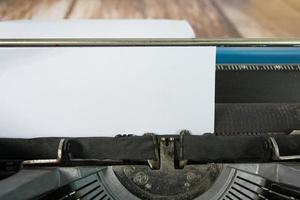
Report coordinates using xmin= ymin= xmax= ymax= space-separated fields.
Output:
xmin=216 ymin=48 xmax=300 ymax=64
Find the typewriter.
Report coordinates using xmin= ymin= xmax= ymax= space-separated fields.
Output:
xmin=0 ymin=39 xmax=300 ymax=200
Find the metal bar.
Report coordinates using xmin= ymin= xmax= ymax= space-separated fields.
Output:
xmin=0 ymin=38 xmax=300 ymax=47
xmin=22 ymin=139 xmax=65 ymax=166
xmin=270 ymin=137 xmax=300 ymax=161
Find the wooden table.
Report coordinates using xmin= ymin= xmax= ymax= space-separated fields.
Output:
xmin=0 ymin=0 xmax=300 ymax=38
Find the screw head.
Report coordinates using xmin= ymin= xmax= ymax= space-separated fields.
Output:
xmin=145 ymin=183 xmax=152 ymax=189
xmin=133 ymin=172 xmax=149 ymax=186
xmin=187 ymin=172 xmax=197 ymax=182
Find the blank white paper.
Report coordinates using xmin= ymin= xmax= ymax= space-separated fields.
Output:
xmin=0 ymin=19 xmax=195 ymax=38
xmin=0 ymin=47 xmax=215 ymax=138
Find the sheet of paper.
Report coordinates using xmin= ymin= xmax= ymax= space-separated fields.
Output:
xmin=0 ymin=47 xmax=215 ymax=138
xmin=0 ymin=19 xmax=195 ymax=38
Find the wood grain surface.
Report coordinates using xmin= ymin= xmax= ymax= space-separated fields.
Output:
xmin=0 ymin=0 xmax=300 ymax=38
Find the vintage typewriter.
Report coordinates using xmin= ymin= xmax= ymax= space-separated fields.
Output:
xmin=0 ymin=39 xmax=300 ymax=200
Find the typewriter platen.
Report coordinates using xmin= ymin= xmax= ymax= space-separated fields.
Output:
xmin=0 ymin=39 xmax=300 ymax=200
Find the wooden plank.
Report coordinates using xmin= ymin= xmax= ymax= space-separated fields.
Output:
xmin=31 ymin=0 xmax=73 ymax=19
xmin=1 ymin=0 xmax=300 ymax=38
xmin=66 ymin=0 xmax=102 ymax=18
xmin=0 ymin=0 xmax=73 ymax=20
xmin=98 ymin=0 xmax=144 ymax=18
xmin=186 ymin=0 xmax=240 ymax=38
xmin=0 ymin=0 xmax=39 ymax=20
xmin=213 ymin=0 xmax=300 ymax=37
xmin=0 ymin=0 xmax=241 ymax=37
xmin=285 ymin=0 xmax=300 ymax=12
xmin=67 ymin=0 xmax=240 ymax=37
xmin=72 ymin=0 xmax=145 ymax=19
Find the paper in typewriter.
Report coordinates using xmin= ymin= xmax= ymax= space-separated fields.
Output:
xmin=0 ymin=47 xmax=216 ymax=137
